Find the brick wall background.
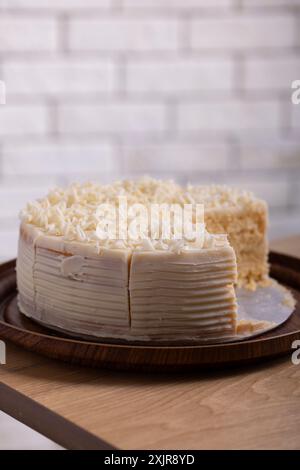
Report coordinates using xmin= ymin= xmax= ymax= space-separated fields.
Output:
xmin=0 ymin=0 xmax=300 ymax=261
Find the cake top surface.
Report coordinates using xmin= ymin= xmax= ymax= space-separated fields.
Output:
xmin=20 ymin=177 xmax=261 ymax=253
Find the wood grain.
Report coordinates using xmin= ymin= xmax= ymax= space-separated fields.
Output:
xmin=1 ymin=343 xmax=300 ymax=449
xmin=0 ymin=237 xmax=299 ymax=449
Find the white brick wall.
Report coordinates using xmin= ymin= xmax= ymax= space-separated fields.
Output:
xmin=58 ymin=102 xmax=167 ymax=135
xmin=3 ymin=59 xmax=116 ymax=95
xmin=177 ymin=100 xmax=281 ymax=133
xmin=120 ymin=142 xmax=229 ymax=172
xmin=0 ymin=0 xmax=299 ymax=262
xmin=122 ymin=1 xmax=234 ymax=9
xmin=0 ymin=105 xmax=49 ymax=136
xmin=0 ymin=16 xmax=58 ymax=52
xmin=0 ymin=0 xmax=112 ymax=8
xmin=244 ymin=55 xmax=300 ymax=90
xmin=190 ymin=14 xmax=296 ymax=50
xmin=242 ymin=0 xmax=300 ymax=7
xmin=239 ymin=137 xmax=300 ymax=169
xmin=68 ymin=17 xmax=180 ymax=52
xmin=2 ymin=140 xmax=117 ymax=176
xmin=126 ymin=59 xmax=234 ymax=94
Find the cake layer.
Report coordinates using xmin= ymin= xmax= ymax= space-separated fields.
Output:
xmin=187 ymin=185 xmax=269 ymax=289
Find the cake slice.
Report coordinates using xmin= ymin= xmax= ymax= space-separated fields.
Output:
xmin=17 ymin=222 xmax=131 ymax=338
xmin=129 ymin=240 xmax=238 ymax=340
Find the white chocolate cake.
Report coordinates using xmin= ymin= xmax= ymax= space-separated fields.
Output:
xmin=16 ymin=178 xmax=269 ymax=342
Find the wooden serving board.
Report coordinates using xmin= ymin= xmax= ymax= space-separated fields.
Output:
xmin=0 ymin=253 xmax=299 ymax=372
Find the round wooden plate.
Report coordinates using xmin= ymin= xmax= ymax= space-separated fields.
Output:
xmin=0 ymin=253 xmax=299 ymax=372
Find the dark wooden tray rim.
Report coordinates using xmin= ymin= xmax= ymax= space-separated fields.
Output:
xmin=0 ymin=252 xmax=299 ymax=372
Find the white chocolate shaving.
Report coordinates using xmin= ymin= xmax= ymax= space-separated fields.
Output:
xmin=19 ymin=177 xmax=255 ymax=252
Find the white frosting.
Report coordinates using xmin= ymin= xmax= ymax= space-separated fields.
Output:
xmin=60 ymin=255 xmax=85 ymax=279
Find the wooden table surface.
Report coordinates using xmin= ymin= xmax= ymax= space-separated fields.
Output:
xmin=0 ymin=236 xmax=300 ymax=450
